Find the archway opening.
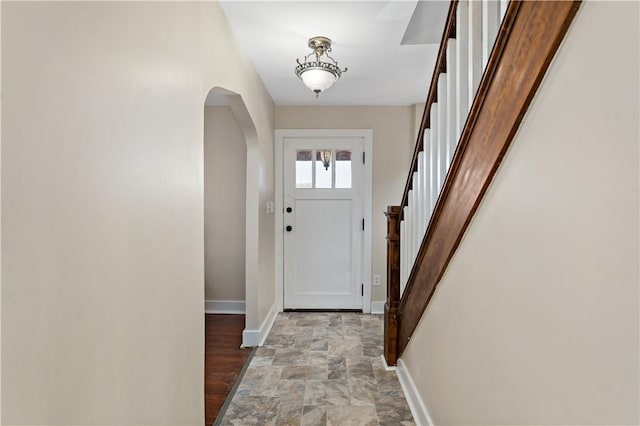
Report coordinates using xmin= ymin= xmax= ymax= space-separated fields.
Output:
xmin=202 ymin=87 xmax=258 ymax=424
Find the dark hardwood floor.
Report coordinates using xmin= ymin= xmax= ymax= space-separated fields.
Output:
xmin=205 ymin=314 xmax=252 ymax=425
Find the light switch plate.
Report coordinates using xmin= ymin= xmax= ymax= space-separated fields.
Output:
xmin=266 ymin=201 xmax=275 ymax=214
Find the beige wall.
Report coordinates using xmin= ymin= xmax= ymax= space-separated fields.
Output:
xmin=412 ymin=103 xmax=425 ymax=144
xmin=402 ymin=1 xmax=639 ymax=424
xmin=0 ymin=2 xmax=3 ymax=419
xmin=275 ymin=106 xmax=414 ymax=303
xmin=1 ymin=2 xmax=274 ymax=425
xmin=204 ymin=106 xmax=246 ymax=301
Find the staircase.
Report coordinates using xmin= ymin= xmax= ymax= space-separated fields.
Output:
xmin=384 ymin=0 xmax=581 ymax=366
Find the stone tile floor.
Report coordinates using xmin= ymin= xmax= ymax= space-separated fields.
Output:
xmin=219 ymin=312 xmax=414 ymax=426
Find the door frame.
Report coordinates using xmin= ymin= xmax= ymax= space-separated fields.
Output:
xmin=275 ymin=129 xmax=373 ymax=313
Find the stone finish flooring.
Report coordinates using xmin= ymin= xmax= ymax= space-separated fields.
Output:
xmin=220 ymin=312 xmax=414 ymax=426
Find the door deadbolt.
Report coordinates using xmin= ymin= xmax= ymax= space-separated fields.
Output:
xmin=286 ymin=207 xmax=293 ymax=213
xmin=286 ymin=225 xmax=293 ymax=232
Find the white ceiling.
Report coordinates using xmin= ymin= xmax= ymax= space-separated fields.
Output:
xmin=218 ymin=1 xmax=448 ymax=106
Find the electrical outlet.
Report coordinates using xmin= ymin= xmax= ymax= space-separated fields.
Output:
xmin=373 ymin=274 xmax=381 ymax=286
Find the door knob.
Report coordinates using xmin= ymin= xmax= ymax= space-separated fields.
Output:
xmin=286 ymin=225 xmax=293 ymax=232
xmin=286 ymin=207 xmax=293 ymax=213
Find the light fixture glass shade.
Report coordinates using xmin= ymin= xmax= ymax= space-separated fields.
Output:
xmin=299 ymin=68 xmax=337 ymax=94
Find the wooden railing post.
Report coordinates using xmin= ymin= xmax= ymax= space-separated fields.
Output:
xmin=384 ymin=206 xmax=401 ymax=366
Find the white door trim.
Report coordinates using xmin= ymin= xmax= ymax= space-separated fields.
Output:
xmin=275 ymin=129 xmax=373 ymax=313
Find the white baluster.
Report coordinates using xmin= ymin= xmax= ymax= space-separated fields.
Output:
xmin=429 ymin=105 xmax=438 ymax=215
xmin=406 ymin=211 xmax=409 ymax=291
xmin=482 ymin=0 xmax=500 ymax=68
xmin=405 ymin=212 xmax=409 ymax=291
xmin=456 ymin=0 xmax=470 ymax=140
xmin=412 ymin=189 xmax=418 ymax=266
xmin=406 ymin=191 xmax=413 ymax=273
xmin=400 ymin=213 xmax=406 ymax=294
xmin=413 ymin=171 xmax=422 ymax=263
xmin=408 ymin=187 xmax=414 ymax=265
xmin=420 ymin=144 xmax=429 ymax=233
xmin=468 ymin=0 xmax=483 ymax=104
xmin=407 ymin=186 xmax=416 ymax=262
xmin=414 ymin=185 xmax=420 ymax=261
xmin=446 ymin=39 xmax=457 ymax=171
xmin=424 ymin=129 xmax=433 ymax=220
xmin=417 ymin=151 xmax=425 ymax=241
xmin=411 ymin=172 xmax=417 ymax=259
xmin=437 ymin=74 xmax=447 ymax=192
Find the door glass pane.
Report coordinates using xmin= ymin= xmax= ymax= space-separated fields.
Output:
xmin=335 ymin=150 xmax=352 ymax=189
xmin=315 ymin=149 xmax=332 ymax=188
xmin=296 ymin=150 xmax=312 ymax=188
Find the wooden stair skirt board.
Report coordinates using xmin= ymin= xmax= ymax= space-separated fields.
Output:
xmin=385 ymin=0 xmax=582 ymax=365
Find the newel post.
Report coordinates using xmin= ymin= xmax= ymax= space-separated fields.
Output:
xmin=384 ymin=206 xmax=401 ymax=366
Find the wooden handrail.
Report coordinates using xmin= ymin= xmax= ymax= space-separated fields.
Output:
xmin=386 ymin=0 xmax=582 ymax=363
xmin=399 ymin=0 xmax=458 ymax=221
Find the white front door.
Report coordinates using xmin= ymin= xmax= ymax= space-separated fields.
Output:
xmin=283 ymin=138 xmax=364 ymax=309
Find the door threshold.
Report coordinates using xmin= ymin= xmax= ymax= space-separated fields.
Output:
xmin=284 ymin=308 xmax=363 ymax=313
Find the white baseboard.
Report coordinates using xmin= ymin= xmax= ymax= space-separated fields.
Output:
xmin=205 ymin=299 xmax=246 ymax=314
xmin=241 ymin=302 xmax=278 ymax=347
xmin=241 ymin=329 xmax=259 ymax=347
xmin=396 ymin=358 xmax=434 ymax=426
xmin=258 ymin=302 xmax=278 ymax=345
xmin=380 ymin=354 xmax=396 ymax=371
xmin=371 ymin=301 xmax=385 ymax=314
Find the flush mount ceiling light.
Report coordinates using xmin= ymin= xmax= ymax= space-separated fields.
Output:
xmin=295 ymin=36 xmax=347 ymax=98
